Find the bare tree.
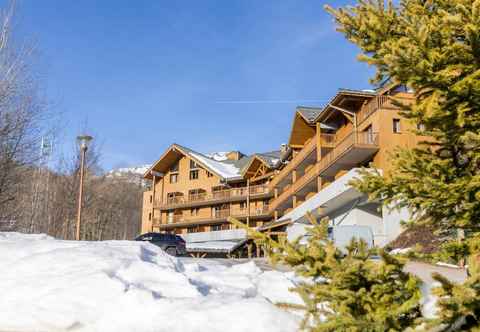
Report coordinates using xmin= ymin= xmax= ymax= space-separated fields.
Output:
xmin=0 ymin=2 xmax=51 ymax=224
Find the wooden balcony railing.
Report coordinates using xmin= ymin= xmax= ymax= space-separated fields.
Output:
xmin=269 ymin=136 xmax=317 ymax=190
xmin=154 ymin=184 xmax=270 ymax=209
xmin=154 ymin=206 xmax=271 ymax=226
xmin=268 ymin=131 xmax=379 ymax=212
xmin=357 ymin=95 xmax=390 ymax=125
xmin=321 ymin=133 xmax=336 ymax=146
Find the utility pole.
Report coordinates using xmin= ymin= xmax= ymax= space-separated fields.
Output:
xmin=76 ymin=135 xmax=93 ymax=241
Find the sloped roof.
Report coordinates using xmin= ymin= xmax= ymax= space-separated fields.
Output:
xmin=144 ymin=144 xmax=280 ymax=181
xmin=296 ymin=106 xmax=323 ymax=124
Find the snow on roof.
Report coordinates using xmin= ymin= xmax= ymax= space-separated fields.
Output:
xmin=205 ymin=151 xmax=229 ymax=162
xmin=189 ymin=151 xmax=242 ymax=180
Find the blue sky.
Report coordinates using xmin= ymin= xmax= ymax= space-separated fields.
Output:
xmin=13 ymin=0 xmax=373 ymax=170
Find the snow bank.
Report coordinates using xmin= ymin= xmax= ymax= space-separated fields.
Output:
xmin=0 ymin=233 xmax=300 ymax=332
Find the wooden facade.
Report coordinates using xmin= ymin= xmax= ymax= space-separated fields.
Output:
xmin=141 ymin=145 xmax=275 ymax=234
xmin=141 ymin=85 xmax=426 ymax=235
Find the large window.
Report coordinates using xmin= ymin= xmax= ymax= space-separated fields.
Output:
xmin=170 ymin=173 xmax=178 ymax=183
xmin=393 ymin=119 xmax=401 ymax=133
xmin=211 ymin=224 xmax=221 ymax=231
xmin=190 ymin=170 xmax=199 ymax=180
xmin=171 ymin=161 xmax=179 ymax=172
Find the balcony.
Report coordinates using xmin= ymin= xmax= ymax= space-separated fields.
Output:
xmin=153 ymin=184 xmax=271 ymax=210
xmin=356 ymin=93 xmax=413 ymax=125
xmin=268 ymin=131 xmax=379 ymax=212
xmin=268 ymin=134 xmax=339 ymax=191
xmin=152 ymin=206 xmax=271 ymax=229
xmin=357 ymin=95 xmax=389 ymax=125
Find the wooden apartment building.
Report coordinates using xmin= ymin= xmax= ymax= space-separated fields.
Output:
xmin=141 ymin=145 xmax=280 ymax=234
xmin=141 ymin=84 xmax=426 ymax=242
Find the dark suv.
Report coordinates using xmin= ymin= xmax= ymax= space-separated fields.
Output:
xmin=135 ymin=233 xmax=187 ymax=256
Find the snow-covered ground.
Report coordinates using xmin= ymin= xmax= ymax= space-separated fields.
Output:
xmin=0 ymin=233 xmax=302 ymax=332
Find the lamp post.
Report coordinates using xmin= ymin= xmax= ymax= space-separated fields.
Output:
xmin=75 ymin=135 xmax=93 ymax=241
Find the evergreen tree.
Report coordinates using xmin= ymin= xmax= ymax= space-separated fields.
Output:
xmin=229 ymin=215 xmax=422 ymax=331
xmin=325 ymin=0 xmax=480 ymax=234
xmin=429 ymin=237 xmax=480 ymax=331
xmin=326 ymin=1 xmax=480 ymax=329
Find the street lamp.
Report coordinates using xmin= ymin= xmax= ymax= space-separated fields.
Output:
xmin=75 ymin=135 xmax=93 ymax=240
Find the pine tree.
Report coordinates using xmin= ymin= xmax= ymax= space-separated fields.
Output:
xmin=429 ymin=237 xmax=480 ymax=331
xmin=325 ymin=0 xmax=480 ymax=234
xmin=229 ymin=215 xmax=423 ymax=331
xmin=326 ymin=1 xmax=480 ymax=329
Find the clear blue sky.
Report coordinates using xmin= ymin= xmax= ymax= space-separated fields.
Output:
xmin=14 ymin=0 xmax=373 ymax=170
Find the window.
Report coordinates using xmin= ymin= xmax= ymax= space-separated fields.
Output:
xmin=221 ymin=223 xmax=230 ymax=230
xmin=190 ymin=208 xmax=199 ymax=216
xmin=239 ymin=202 xmax=247 ymax=210
xmin=190 ymin=169 xmax=199 ymax=180
xmin=365 ymin=125 xmax=374 ymax=144
xmin=190 ymin=160 xmax=199 ymax=169
xmin=149 ymin=195 xmax=153 ymax=203
xmin=148 ymin=212 xmax=152 ymax=221
xmin=170 ymin=173 xmax=178 ymax=183
xmin=170 ymin=161 xmax=179 ymax=172
xmin=393 ymin=119 xmax=401 ymax=133
xmin=211 ymin=224 xmax=221 ymax=231
xmin=206 ymin=171 xmax=213 ymax=178
xmin=187 ymin=227 xmax=197 ymax=233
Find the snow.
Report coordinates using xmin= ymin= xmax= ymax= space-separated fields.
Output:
xmin=206 ymin=151 xmax=229 ymax=162
xmin=389 ymin=247 xmax=412 ymax=255
xmin=189 ymin=151 xmax=241 ymax=179
xmin=0 ymin=232 xmax=300 ymax=332
xmin=107 ymin=164 xmax=151 ymax=176
xmin=436 ymin=261 xmax=461 ymax=269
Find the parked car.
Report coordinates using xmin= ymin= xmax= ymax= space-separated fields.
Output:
xmin=135 ymin=232 xmax=187 ymax=256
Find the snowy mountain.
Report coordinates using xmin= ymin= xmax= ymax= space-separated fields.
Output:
xmin=106 ymin=164 xmax=150 ymax=186
xmin=107 ymin=165 xmax=150 ymax=177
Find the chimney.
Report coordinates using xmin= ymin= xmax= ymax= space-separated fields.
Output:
xmin=226 ymin=151 xmax=243 ymax=161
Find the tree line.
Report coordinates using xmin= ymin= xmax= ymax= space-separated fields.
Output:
xmin=0 ymin=3 xmax=142 ymax=240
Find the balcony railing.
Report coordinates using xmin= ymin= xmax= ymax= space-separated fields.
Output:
xmin=269 ymin=136 xmax=317 ymax=190
xmin=155 ymin=206 xmax=270 ymax=226
xmin=154 ymin=184 xmax=270 ymax=209
xmin=357 ymin=95 xmax=390 ymax=125
xmin=268 ymin=131 xmax=379 ymax=212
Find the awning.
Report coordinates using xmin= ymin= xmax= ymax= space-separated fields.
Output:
xmin=186 ymin=240 xmax=247 ymax=254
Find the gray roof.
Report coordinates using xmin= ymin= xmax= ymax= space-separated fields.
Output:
xmin=227 ymin=150 xmax=281 ymax=174
xmin=174 ymin=144 xmax=281 ymax=179
xmin=296 ymin=106 xmax=323 ymax=124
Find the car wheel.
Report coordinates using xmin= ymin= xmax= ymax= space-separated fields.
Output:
xmin=166 ymin=247 xmax=177 ymax=256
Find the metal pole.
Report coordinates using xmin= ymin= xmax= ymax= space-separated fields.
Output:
xmin=75 ymin=146 xmax=87 ymax=241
